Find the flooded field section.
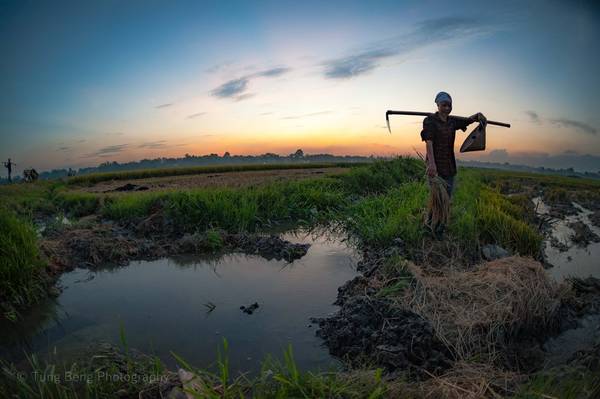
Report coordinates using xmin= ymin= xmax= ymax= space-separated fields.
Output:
xmin=0 ymin=230 xmax=358 ymax=373
xmin=533 ymin=197 xmax=600 ymax=280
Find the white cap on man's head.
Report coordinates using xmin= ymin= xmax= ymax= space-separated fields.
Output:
xmin=435 ymin=91 xmax=452 ymax=105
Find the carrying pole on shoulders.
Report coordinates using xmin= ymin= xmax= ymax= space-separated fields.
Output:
xmin=385 ymin=110 xmax=511 ymax=133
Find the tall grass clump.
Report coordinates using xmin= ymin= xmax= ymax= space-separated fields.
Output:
xmin=103 ymin=178 xmax=346 ymax=233
xmin=344 ymin=181 xmax=428 ymax=248
xmin=450 ymin=170 xmax=542 ymax=257
xmin=53 ymin=191 xmax=101 ymax=217
xmin=172 ymin=340 xmax=388 ymax=398
xmin=102 ymin=191 xmax=164 ymax=220
xmin=0 ymin=209 xmax=47 ymax=320
xmin=339 ymin=157 xmax=424 ymax=195
xmin=0 ymin=181 xmax=59 ymax=218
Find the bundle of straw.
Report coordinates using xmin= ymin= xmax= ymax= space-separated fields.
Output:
xmin=427 ymin=176 xmax=451 ymax=228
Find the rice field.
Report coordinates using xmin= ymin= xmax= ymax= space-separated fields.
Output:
xmin=1 ymin=158 xmax=597 ymax=398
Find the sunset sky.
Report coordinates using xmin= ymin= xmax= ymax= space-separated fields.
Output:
xmin=1 ymin=0 xmax=599 ymax=173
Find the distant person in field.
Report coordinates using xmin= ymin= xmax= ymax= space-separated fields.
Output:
xmin=3 ymin=158 xmax=14 ymax=183
xmin=421 ymin=92 xmax=486 ymax=237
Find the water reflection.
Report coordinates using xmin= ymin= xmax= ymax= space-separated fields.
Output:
xmin=0 ymin=230 xmax=358 ymax=373
xmin=534 ymin=197 xmax=600 ymax=280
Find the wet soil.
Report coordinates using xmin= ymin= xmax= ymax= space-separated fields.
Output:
xmin=311 ymin=183 xmax=600 ymax=377
xmin=40 ymin=221 xmax=310 ymax=278
xmin=567 ymin=221 xmax=600 ymax=247
xmin=21 ymin=174 xmax=600 ymax=384
xmin=590 ymin=210 xmax=600 ymax=229
xmin=312 ymin=293 xmax=451 ymax=376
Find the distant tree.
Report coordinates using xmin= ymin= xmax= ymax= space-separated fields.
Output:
xmin=223 ymin=151 xmax=231 ymax=158
xmin=291 ymin=149 xmax=304 ymax=158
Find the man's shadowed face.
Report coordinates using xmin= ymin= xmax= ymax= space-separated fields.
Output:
xmin=437 ymin=101 xmax=452 ymax=117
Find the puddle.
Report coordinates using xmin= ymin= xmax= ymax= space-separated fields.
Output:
xmin=533 ymin=197 xmax=600 ymax=280
xmin=0 ymin=230 xmax=358 ymax=373
xmin=543 ymin=314 xmax=600 ymax=367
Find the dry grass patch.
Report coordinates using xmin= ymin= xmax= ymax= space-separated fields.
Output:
xmin=413 ymin=362 xmax=523 ymax=399
xmin=399 ymin=256 xmax=568 ymax=362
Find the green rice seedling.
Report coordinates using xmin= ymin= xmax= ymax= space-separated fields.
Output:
xmin=449 ymin=170 xmax=542 ymax=258
xmin=0 ymin=208 xmax=47 ymax=320
xmin=344 ymin=182 xmax=428 ymax=248
xmin=513 ymin=367 xmax=600 ymax=399
xmin=203 ymin=228 xmax=224 ymax=251
xmin=53 ymin=191 xmax=100 ymax=217
xmin=0 ymin=181 xmax=60 ymax=218
xmin=339 ymin=157 xmax=424 ymax=195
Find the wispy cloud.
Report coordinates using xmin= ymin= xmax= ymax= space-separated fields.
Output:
xmin=322 ymin=17 xmax=491 ymax=79
xmin=323 ymin=48 xmax=396 ymax=79
xmin=211 ymin=78 xmax=249 ymax=98
xmin=252 ymin=66 xmax=290 ymax=78
xmin=524 ymin=111 xmax=595 ymax=135
xmin=155 ymin=103 xmax=173 ymax=109
xmin=549 ymin=118 xmax=597 ymax=135
xmin=186 ymin=112 xmax=206 ymax=119
xmin=205 ymin=60 xmax=234 ymax=74
xmin=85 ymin=144 xmax=129 ymax=158
xmin=234 ymin=93 xmax=255 ymax=102
xmin=524 ymin=110 xmax=541 ymax=124
xmin=210 ymin=66 xmax=291 ymax=101
xmin=282 ymin=111 xmax=332 ymax=120
xmin=138 ymin=140 xmax=167 ymax=149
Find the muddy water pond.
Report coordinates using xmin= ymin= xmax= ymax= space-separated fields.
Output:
xmin=533 ymin=197 xmax=600 ymax=281
xmin=0 ymin=230 xmax=358 ymax=373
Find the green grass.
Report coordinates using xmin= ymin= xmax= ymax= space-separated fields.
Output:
xmin=339 ymin=166 xmax=541 ymax=258
xmin=0 ymin=208 xmax=47 ymax=321
xmin=53 ymin=191 xmax=101 ymax=217
xmin=102 ymin=177 xmax=346 ymax=233
xmin=338 ymin=157 xmax=424 ymax=195
xmin=0 ymin=181 xmax=60 ymax=218
xmin=1 ymin=340 xmax=389 ymax=399
xmin=343 ymin=181 xmax=429 ymax=248
xmin=0 ymin=159 xmax=546 ymax=320
xmin=450 ymin=170 xmax=542 ymax=257
xmin=78 ymin=159 xmax=543 ymax=259
xmin=67 ymin=162 xmax=366 ymax=186
xmin=513 ymin=367 xmax=600 ymax=399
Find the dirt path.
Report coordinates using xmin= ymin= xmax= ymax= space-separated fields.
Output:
xmin=77 ymin=167 xmax=348 ymax=193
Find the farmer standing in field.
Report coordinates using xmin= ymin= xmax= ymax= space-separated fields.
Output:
xmin=3 ymin=158 xmax=14 ymax=183
xmin=421 ymin=92 xmax=486 ymax=238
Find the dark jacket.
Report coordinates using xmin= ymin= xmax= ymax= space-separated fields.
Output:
xmin=420 ymin=112 xmax=471 ymax=177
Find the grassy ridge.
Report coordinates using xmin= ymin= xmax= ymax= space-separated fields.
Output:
xmin=0 ymin=158 xmax=543 ymax=321
xmin=0 ymin=209 xmax=47 ymax=321
xmin=343 ymin=168 xmax=541 ymax=256
xmin=67 ymin=162 xmax=367 ymax=186
xmin=103 ymin=177 xmax=346 ymax=232
xmin=451 ymin=170 xmax=542 ymax=256
xmin=57 ymin=158 xmax=541 ymax=257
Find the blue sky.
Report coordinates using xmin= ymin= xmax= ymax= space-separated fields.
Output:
xmin=1 ymin=0 xmax=599 ymax=172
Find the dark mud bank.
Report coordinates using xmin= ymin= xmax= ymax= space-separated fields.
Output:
xmin=41 ymin=221 xmax=310 ymax=276
xmin=312 ymin=248 xmax=600 ymax=376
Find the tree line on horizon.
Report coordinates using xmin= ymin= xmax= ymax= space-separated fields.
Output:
xmin=0 ymin=150 xmax=375 ymax=183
